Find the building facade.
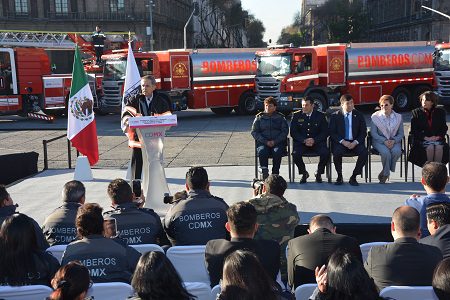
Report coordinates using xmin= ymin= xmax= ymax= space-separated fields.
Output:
xmin=0 ymin=0 xmax=193 ymax=50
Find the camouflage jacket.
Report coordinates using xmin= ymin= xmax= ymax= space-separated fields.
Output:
xmin=248 ymin=193 xmax=299 ymax=245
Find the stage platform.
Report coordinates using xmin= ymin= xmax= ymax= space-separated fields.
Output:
xmin=7 ymin=162 xmax=426 ymax=227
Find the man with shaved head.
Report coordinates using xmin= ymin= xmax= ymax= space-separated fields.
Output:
xmin=365 ymin=206 xmax=443 ymax=290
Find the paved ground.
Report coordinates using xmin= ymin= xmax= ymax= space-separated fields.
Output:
xmin=0 ymin=106 xmax=426 ymax=172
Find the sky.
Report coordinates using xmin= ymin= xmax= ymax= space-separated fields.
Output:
xmin=241 ymin=0 xmax=301 ymax=44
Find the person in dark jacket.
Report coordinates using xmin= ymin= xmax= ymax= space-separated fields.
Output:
xmin=420 ymin=203 xmax=450 ymax=258
xmin=409 ymin=91 xmax=449 ymax=167
xmin=251 ymin=97 xmax=289 ymax=179
xmin=0 ymin=185 xmax=49 ymax=250
xmin=164 ymin=167 xmax=228 ymax=246
xmin=91 ymin=25 xmax=106 ymax=65
xmin=121 ymin=75 xmax=171 ymax=180
xmin=104 ymin=178 xmax=167 ymax=245
xmin=42 ymin=180 xmax=85 ymax=246
xmin=0 ymin=213 xmax=60 ymax=287
xmin=61 ymin=203 xmax=141 ymax=283
xmin=290 ymin=96 xmax=329 ymax=183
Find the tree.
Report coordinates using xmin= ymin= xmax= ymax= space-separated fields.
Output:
xmin=246 ymin=14 xmax=266 ymax=47
xmin=277 ymin=11 xmax=304 ymax=46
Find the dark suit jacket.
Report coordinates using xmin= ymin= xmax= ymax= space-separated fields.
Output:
xmin=420 ymin=224 xmax=450 ymax=259
xmin=290 ymin=110 xmax=328 ymax=149
xmin=329 ymin=109 xmax=367 ymax=146
xmin=365 ymin=237 xmax=443 ymax=290
xmin=205 ymin=237 xmax=280 ymax=287
xmin=287 ymin=228 xmax=362 ymax=288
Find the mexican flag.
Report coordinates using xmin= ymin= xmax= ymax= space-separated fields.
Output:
xmin=67 ymin=45 xmax=99 ymax=166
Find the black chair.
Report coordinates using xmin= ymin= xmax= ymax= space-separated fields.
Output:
xmin=328 ymin=139 xmax=367 ymax=183
xmin=406 ymin=132 xmax=450 ymax=182
xmin=290 ymin=137 xmax=331 ymax=183
xmin=366 ymin=132 xmax=407 ymax=183
xmin=254 ymin=139 xmax=292 ymax=182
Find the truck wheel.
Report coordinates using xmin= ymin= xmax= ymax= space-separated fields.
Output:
xmin=412 ymin=85 xmax=431 ymax=108
xmin=211 ymin=107 xmax=233 ymax=115
xmin=393 ymin=88 xmax=411 ymax=112
xmin=237 ymin=92 xmax=257 ymax=115
xmin=309 ymin=92 xmax=327 ymax=112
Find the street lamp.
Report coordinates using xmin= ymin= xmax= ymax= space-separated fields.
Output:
xmin=184 ymin=2 xmax=199 ymax=49
xmin=422 ymin=5 xmax=450 ymax=41
xmin=147 ymin=0 xmax=155 ymax=51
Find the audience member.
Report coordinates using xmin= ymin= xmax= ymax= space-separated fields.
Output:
xmin=48 ymin=261 xmax=92 ymax=300
xmin=0 ymin=213 xmax=60 ymax=286
xmin=409 ymin=91 xmax=449 ymax=167
xmin=247 ymin=174 xmax=299 ymax=283
xmin=0 ymin=185 xmax=49 ymax=250
xmin=217 ymin=250 xmax=290 ymax=300
xmin=251 ymin=96 xmax=289 ymax=179
xmin=370 ymin=95 xmax=404 ymax=183
xmin=290 ymin=96 xmax=329 ymax=183
xmin=205 ymin=201 xmax=280 ymax=287
xmin=61 ymin=203 xmax=140 ymax=283
xmin=420 ymin=202 xmax=450 ymax=258
xmin=103 ymin=178 xmax=167 ymax=245
xmin=329 ymin=94 xmax=368 ymax=186
xmin=313 ymin=250 xmax=384 ymax=300
xmin=433 ymin=258 xmax=450 ymax=300
xmin=129 ymin=251 xmax=194 ymax=300
xmin=365 ymin=206 xmax=443 ymax=290
xmin=164 ymin=167 xmax=229 ymax=246
xmin=405 ymin=161 xmax=450 ymax=237
xmin=287 ymin=214 xmax=361 ymax=288
xmin=42 ymin=180 xmax=85 ymax=246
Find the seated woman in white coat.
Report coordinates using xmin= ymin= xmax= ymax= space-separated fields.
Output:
xmin=370 ymin=95 xmax=404 ymax=183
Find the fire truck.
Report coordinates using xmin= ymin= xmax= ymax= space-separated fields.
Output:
xmin=99 ymin=48 xmax=261 ymax=115
xmin=435 ymin=42 xmax=450 ymax=104
xmin=255 ymin=41 xmax=440 ymax=112
xmin=0 ymin=30 xmax=137 ymax=121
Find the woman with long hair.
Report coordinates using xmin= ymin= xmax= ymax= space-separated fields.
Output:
xmin=217 ymin=250 xmax=290 ymax=300
xmin=0 ymin=213 xmax=60 ymax=286
xmin=48 ymin=261 xmax=92 ymax=300
xmin=130 ymin=251 xmax=194 ymax=300
xmin=370 ymin=95 xmax=404 ymax=183
xmin=313 ymin=250 xmax=384 ymax=300
xmin=409 ymin=91 xmax=449 ymax=167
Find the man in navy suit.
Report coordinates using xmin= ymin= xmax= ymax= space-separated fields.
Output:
xmin=329 ymin=94 xmax=367 ymax=186
xmin=290 ymin=96 xmax=329 ymax=183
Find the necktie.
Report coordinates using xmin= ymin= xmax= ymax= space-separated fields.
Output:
xmin=345 ymin=113 xmax=350 ymax=140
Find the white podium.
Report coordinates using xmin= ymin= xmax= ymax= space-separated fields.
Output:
xmin=129 ymin=115 xmax=177 ymax=209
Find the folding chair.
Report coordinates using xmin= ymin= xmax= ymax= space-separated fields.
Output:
xmin=166 ymin=245 xmax=210 ymax=285
xmin=183 ymin=282 xmax=211 ymax=300
xmin=87 ymin=282 xmax=134 ymax=299
xmin=294 ymin=283 xmax=318 ymax=300
xmin=290 ymin=137 xmax=331 ymax=183
xmin=46 ymin=244 xmax=67 ymax=263
xmin=0 ymin=285 xmax=53 ymax=300
xmin=130 ymin=243 xmax=164 ymax=255
xmin=211 ymin=284 xmax=221 ymax=299
xmin=379 ymin=286 xmax=438 ymax=300
xmin=328 ymin=139 xmax=367 ymax=183
xmin=254 ymin=139 xmax=292 ymax=182
xmin=359 ymin=241 xmax=390 ymax=262
xmin=367 ymin=132 xmax=406 ymax=182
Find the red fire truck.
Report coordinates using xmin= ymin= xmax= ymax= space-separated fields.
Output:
xmin=435 ymin=42 xmax=450 ymax=104
xmin=99 ymin=48 xmax=261 ymax=115
xmin=255 ymin=41 xmax=438 ymax=112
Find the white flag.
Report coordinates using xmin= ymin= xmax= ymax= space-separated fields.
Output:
xmin=121 ymin=42 xmax=141 ymax=132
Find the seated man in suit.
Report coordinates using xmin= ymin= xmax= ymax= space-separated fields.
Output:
xmin=205 ymin=201 xmax=280 ymax=287
xmin=329 ymin=94 xmax=367 ymax=186
xmin=290 ymin=96 xmax=329 ymax=183
xmin=365 ymin=206 xmax=443 ymax=290
xmin=251 ymin=96 xmax=289 ymax=179
xmin=420 ymin=202 xmax=450 ymax=258
xmin=405 ymin=162 xmax=450 ymax=237
xmin=287 ymin=214 xmax=361 ymax=289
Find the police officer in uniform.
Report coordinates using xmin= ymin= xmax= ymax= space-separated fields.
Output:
xmin=251 ymin=97 xmax=289 ymax=180
xmin=103 ymin=178 xmax=168 ymax=245
xmin=290 ymin=96 xmax=329 ymax=183
xmin=163 ymin=167 xmax=229 ymax=246
xmin=42 ymin=180 xmax=85 ymax=246
xmin=121 ymin=75 xmax=171 ymax=180
xmin=62 ymin=203 xmax=140 ymax=283
xmin=91 ymin=25 xmax=106 ymax=65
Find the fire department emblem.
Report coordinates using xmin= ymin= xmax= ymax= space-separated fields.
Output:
xmin=330 ymin=57 xmax=343 ymax=72
xmin=70 ymin=96 xmax=93 ymax=121
xmin=173 ymin=62 xmax=188 ymax=78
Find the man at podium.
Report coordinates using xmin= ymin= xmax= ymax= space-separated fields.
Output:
xmin=121 ymin=75 xmax=171 ymax=180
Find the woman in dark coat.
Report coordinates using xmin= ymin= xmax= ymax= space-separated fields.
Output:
xmin=409 ymin=91 xmax=449 ymax=167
